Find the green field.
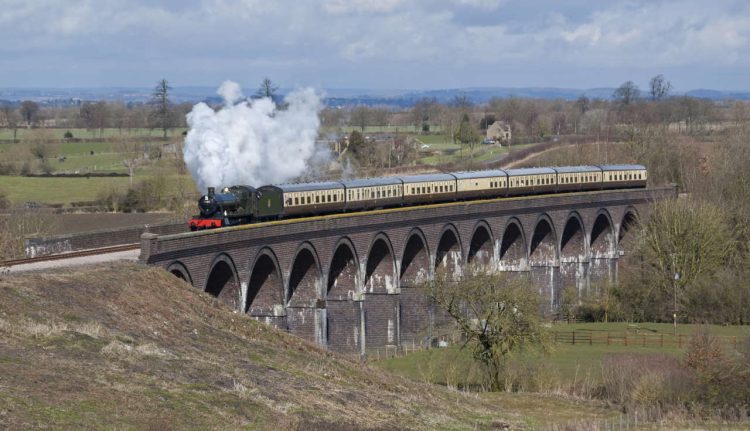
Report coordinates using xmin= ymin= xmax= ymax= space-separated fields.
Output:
xmin=415 ymin=135 xmax=534 ymax=165
xmin=0 ymin=174 xmax=196 ymax=205
xmin=0 ymin=128 xmax=187 ymax=140
xmin=336 ymin=125 xmax=444 ymax=134
xmin=376 ymin=322 xmax=750 ymax=388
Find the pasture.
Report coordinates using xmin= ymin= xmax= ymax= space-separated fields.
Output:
xmin=376 ymin=322 xmax=750 ymax=387
xmin=0 ymin=128 xmax=187 ymax=140
xmin=0 ymin=174 xmax=196 ymax=205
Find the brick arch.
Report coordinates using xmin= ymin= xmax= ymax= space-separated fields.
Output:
xmin=560 ymin=211 xmax=586 ymax=262
xmin=435 ymin=223 xmax=463 ymax=278
xmin=327 ymin=237 xmax=360 ymax=300
xmin=529 ymin=214 xmax=558 ymax=266
xmin=499 ymin=217 xmax=527 ymax=269
xmin=590 ymin=209 xmax=616 ymax=257
xmin=467 ymin=220 xmax=494 ymax=269
xmin=287 ymin=242 xmax=322 ymax=306
xmin=365 ymin=232 xmax=397 ymax=293
xmin=247 ymin=248 xmax=284 ymax=315
xmin=618 ymin=207 xmax=639 ymax=245
xmin=400 ymin=228 xmax=430 ymax=287
xmin=167 ymin=261 xmax=192 ymax=285
xmin=204 ymin=253 xmax=241 ymax=311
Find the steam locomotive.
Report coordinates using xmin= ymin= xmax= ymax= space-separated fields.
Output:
xmin=189 ymin=164 xmax=647 ymax=230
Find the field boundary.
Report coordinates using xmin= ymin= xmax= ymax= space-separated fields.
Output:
xmin=552 ymin=329 xmax=741 ymax=350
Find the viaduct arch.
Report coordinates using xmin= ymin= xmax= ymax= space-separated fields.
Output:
xmin=141 ymin=187 xmax=674 ymax=355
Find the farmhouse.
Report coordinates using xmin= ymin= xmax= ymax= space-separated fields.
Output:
xmin=486 ymin=121 xmax=512 ymax=143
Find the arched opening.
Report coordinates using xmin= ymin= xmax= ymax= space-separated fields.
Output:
xmin=560 ymin=215 xmax=585 ymax=262
xmin=467 ymin=223 xmax=493 ymax=270
xmin=167 ymin=262 xmax=192 ymax=285
xmin=365 ymin=236 xmax=395 ymax=293
xmin=590 ymin=212 xmax=615 ymax=258
xmin=327 ymin=241 xmax=358 ymax=300
xmin=435 ymin=227 xmax=462 ymax=278
xmin=619 ymin=211 xmax=638 ymax=245
xmin=247 ymin=252 xmax=283 ymax=314
xmin=205 ymin=258 xmax=241 ymax=311
xmin=499 ymin=220 xmax=526 ymax=269
xmin=529 ymin=218 xmax=557 ymax=266
xmin=400 ymin=232 xmax=430 ymax=287
xmin=288 ymin=247 xmax=321 ymax=306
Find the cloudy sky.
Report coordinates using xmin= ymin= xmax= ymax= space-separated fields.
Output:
xmin=1 ymin=0 xmax=749 ymax=91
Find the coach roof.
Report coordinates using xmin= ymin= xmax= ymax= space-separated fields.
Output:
xmin=452 ymin=170 xmax=507 ymax=179
xmin=398 ymin=173 xmax=456 ymax=183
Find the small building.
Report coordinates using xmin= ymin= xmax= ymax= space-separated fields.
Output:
xmin=486 ymin=121 xmax=512 ymax=143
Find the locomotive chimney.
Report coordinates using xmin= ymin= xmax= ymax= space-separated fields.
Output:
xmin=207 ymin=187 xmax=215 ymax=197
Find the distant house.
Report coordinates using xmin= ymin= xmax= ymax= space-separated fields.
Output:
xmin=486 ymin=121 xmax=512 ymax=143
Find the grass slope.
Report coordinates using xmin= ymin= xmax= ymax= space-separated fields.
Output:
xmin=0 ymin=263 xmax=521 ymax=430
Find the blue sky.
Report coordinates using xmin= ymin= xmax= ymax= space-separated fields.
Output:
xmin=1 ymin=0 xmax=749 ymax=91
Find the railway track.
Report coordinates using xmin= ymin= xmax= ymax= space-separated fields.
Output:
xmin=1 ymin=243 xmax=140 ymax=268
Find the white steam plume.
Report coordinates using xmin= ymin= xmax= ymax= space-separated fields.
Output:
xmin=183 ymin=81 xmax=323 ymax=191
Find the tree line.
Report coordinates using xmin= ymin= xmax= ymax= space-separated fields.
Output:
xmin=0 ymin=79 xmax=186 ymax=139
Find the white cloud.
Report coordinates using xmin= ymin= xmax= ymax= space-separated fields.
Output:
xmin=453 ymin=0 xmax=505 ymax=10
xmin=324 ymin=0 xmax=406 ymax=14
xmin=0 ymin=0 xmax=749 ymax=88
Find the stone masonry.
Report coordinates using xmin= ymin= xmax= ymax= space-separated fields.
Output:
xmin=140 ymin=187 xmax=676 ymax=356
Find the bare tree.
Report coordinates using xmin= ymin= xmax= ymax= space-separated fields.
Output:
xmin=149 ymin=79 xmax=173 ymax=138
xmin=649 ymin=74 xmax=672 ymax=101
xmin=428 ymin=272 xmax=549 ymax=391
xmin=254 ymin=77 xmax=280 ymax=102
xmin=613 ymin=81 xmax=640 ymax=106
xmin=79 ymin=101 xmax=109 ymax=137
xmin=116 ymin=140 xmax=143 ymax=185
xmin=0 ymin=106 xmax=20 ymax=142
xmin=350 ymin=106 xmax=370 ymax=132
xmin=19 ymin=100 xmax=39 ymax=128
xmin=411 ymin=97 xmax=438 ymax=133
xmin=637 ymin=198 xmax=734 ymax=325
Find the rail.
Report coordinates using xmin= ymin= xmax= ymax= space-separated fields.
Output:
xmin=1 ymin=243 xmax=140 ymax=267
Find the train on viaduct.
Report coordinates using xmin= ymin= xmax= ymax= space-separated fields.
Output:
xmin=140 ymin=186 xmax=676 ymax=356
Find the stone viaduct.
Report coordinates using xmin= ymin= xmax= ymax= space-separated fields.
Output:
xmin=140 ymin=187 xmax=675 ymax=355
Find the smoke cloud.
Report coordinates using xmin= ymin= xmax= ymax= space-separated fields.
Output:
xmin=183 ymin=81 xmax=323 ymax=191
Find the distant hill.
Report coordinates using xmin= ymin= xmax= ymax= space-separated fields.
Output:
xmin=1 ymin=85 xmax=749 ymax=108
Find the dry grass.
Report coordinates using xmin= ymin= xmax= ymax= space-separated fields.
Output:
xmin=0 ymin=262 xmax=522 ymax=430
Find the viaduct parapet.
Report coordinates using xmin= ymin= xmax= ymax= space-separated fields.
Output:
xmin=140 ymin=187 xmax=676 ymax=355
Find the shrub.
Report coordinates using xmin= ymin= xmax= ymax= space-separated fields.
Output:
xmin=601 ymin=353 xmax=694 ymax=409
xmin=63 ymin=130 xmax=74 ymax=139
xmin=0 ymin=189 xmax=9 ymax=210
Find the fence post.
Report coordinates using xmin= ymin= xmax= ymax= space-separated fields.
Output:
xmin=625 ymin=333 xmax=628 ymax=346
xmin=607 ymin=333 xmax=611 ymax=345
xmin=589 ymin=332 xmax=592 ymax=345
xmin=734 ymin=336 xmax=738 ymax=350
xmin=678 ymin=334 xmax=682 ymax=348
xmin=660 ymin=334 xmax=663 ymax=348
xmin=573 ymin=331 xmax=576 ymax=345
xmin=642 ymin=334 xmax=646 ymax=347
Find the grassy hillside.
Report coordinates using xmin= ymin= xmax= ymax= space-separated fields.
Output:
xmin=0 ymin=263 xmax=597 ymax=430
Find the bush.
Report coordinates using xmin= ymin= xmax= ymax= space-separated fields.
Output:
xmin=0 ymin=189 xmax=9 ymax=210
xmin=0 ymin=162 xmax=18 ymax=176
xmin=601 ymin=353 xmax=694 ymax=409
xmin=63 ymin=130 xmax=74 ymax=139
